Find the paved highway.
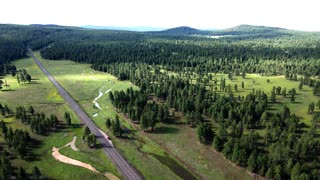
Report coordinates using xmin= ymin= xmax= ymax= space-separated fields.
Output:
xmin=29 ymin=50 xmax=142 ymax=180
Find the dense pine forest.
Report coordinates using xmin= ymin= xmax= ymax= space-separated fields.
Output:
xmin=1 ymin=24 xmax=320 ymax=179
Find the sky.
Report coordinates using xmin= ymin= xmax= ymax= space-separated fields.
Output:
xmin=0 ymin=0 xmax=319 ymax=31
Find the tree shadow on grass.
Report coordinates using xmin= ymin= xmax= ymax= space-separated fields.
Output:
xmin=30 ymin=81 xmax=42 ymax=85
xmin=94 ymin=143 xmax=108 ymax=149
xmin=171 ymin=120 xmax=186 ymax=126
xmin=152 ymin=126 xmax=179 ymax=134
xmin=29 ymin=138 xmax=44 ymax=149
xmin=291 ymin=101 xmax=303 ymax=104
xmin=118 ymin=135 xmax=136 ymax=141
xmin=71 ymin=123 xmax=84 ymax=129
xmin=1 ymin=89 xmax=16 ymax=92
xmin=149 ymin=153 xmax=197 ymax=180
xmin=25 ymin=139 xmax=43 ymax=162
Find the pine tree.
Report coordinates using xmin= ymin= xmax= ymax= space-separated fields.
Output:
xmin=140 ymin=113 xmax=148 ymax=131
xmin=112 ymin=115 xmax=122 ymax=136
xmin=197 ymin=122 xmax=214 ymax=144
xmin=28 ymin=106 xmax=35 ymax=116
xmin=282 ymin=88 xmax=286 ymax=97
xmin=106 ymin=118 xmax=111 ymax=129
xmin=308 ymin=102 xmax=315 ymax=114
xmin=32 ymin=166 xmax=41 ymax=180
xmin=265 ymin=166 xmax=275 ymax=179
xmin=291 ymin=163 xmax=300 ymax=180
xmin=274 ymin=165 xmax=282 ymax=180
xmin=271 ymin=91 xmax=276 ymax=103
xmin=87 ymin=134 xmax=97 ymax=148
xmin=213 ymin=136 xmax=221 ymax=151
xmin=82 ymin=126 xmax=91 ymax=141
xmin=247 ymin=150 xmax=257 ymax=172
xmin=290 ymin=93 xmax=295 ymax=102
xmin=17 ymin=167 xmax=27 ymax=180
xmin=299 ymin=81 xmax=303 ymax=90
xmin=64 ymin=112 xmax=71 ymax=126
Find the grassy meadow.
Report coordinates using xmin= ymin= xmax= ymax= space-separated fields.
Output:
xmin=0 ymin=56 xmax=119 ymax=179
xmin=35 ymin=52 xmax=254 ymax=179
xmin=3 ymin=52 xmax=318 ymax=180
xmin=35 ymin=52 xmax=183 ymax=179
xmin=203 ymin=73 xmax=318 ymax=127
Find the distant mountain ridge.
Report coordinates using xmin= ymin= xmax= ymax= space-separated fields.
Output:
xmin=156 ymin=26 xmax=204 ymax=35
xmin=214 ymin=24 xmax=290 ymax=35
xmin=82 ymin=25 xmax=165 ymax=32
xmin=154 ymin=24 xmax=296 ymax=39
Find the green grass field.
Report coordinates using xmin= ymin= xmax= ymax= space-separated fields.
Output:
xmin=206 ymin=73 xmax=319 ymax=126
xmin=35 ymin=52 xmax=182 ymax=179
xmin=35 ymin=52 xmax=255 ymax=179
xmin=4 ymin=53 xmax=318 ymax=180
xmin=174 ymin=71 xmax=319 ymax=125
xmin=0 ymin=56 xmax=119 ymax=179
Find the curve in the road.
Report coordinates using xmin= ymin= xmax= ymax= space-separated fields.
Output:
xmin=28 ymin=50 xmax=142 ymax=180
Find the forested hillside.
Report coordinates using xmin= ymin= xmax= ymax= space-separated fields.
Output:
xmin=1 ymin=23 xmax=320 ymax=179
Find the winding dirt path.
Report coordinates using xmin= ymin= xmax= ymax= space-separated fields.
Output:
xmin=52 ymin=147 xmax=99 ymax=173
xmin=51 ymin=136 xmax=119 ymax=180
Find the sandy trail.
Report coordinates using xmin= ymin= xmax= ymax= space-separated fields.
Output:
xmin=68 ymin=136 xmax=79 ymax=151
xmin=52 ymin=136 xmax=98 ymax=173
xmin=52 ymin=147 xmax=99 ymax=173
xmin=52 ymin=136 xmax=118 ymax=179
xmin=61 ymin=136 xmax=79 ymax=151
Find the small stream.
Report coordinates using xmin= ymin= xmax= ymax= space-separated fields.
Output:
xmin=92 ymin=86 xmax=112 ymax=117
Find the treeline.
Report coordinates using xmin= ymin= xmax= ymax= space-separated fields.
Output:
xmin=0 ymin=40 xmax=26 ymax=64
xmin=297 ymin=75 xmax=320 ymax=95
xmin=209 ymin=93 xmax=320 ymax=179
xmin=101 ymin=62 xmax=320 ymax=178
xmin=0 ymin=150 xmax=41 ymax=180
xmin=109 ymin=87 xmax=169 ymax=131
xmin=0 ymin=24 xmax=58 ymax=64
xmin=16 ymin=69 xmax=32 ymax=84
xmin=0 ymin=120 xmax=30 ymax=158
xmin=0 ymin=104 xmax=10 ymax=117
xmin=0 ymin=118 xmax=42 ymax=179
xmin=42 ymin=40 xmax=320 ymax=77
xmin=106 ymin=115 xmax=122 ymax=137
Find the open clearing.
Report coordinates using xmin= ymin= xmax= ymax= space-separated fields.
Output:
xmin=0 ymin=56 xmax=119 ymax=179
xmin=36 ymin=52 xmax=181 ymax=179
xmin=35 ymin=52 xmax=254 ymax=179
xmin=51 ymin=136 xmax=119 ymax=179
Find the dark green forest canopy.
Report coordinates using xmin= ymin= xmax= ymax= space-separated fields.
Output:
xmin=1 ymin=23 xmax=320 ymax=60
xmin=1 ymin=23 xmax=320 ymax=77
xmin=1 ymin=24 xmax=320 ymax=179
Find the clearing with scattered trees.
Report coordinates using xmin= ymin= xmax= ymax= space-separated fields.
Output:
xmin=0 ymin=24 xmax=320 ymax=179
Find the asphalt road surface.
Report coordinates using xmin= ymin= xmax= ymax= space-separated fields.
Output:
xmin=29 ymin=50 xmax=142 ymax=180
